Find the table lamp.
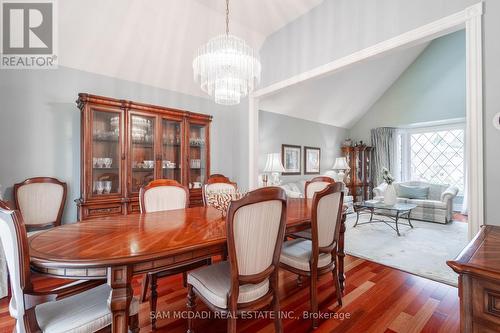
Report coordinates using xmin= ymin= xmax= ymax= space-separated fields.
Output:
xmin=332 ymin=157 xmax=350 ymax=183
xmin=264 ymin=153 xmax=286 ymax=185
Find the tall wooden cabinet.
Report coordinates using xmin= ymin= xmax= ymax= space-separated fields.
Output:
xmin=76 ymin=93 xmax=211 ymax=220
xmin=341 ymin=145 xmax=373 ymax=202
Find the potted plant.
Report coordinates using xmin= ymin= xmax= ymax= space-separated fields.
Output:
xmin=381 ymin=167 xmax=397 ymax=205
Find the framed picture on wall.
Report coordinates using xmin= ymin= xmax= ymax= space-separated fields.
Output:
xmin=281 ymin=144 xmax=301 ymax=175
xmin=304 ymin=146 xmax=321 ymax=174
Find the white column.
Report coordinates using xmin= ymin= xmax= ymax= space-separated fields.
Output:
xmin=465 ymin=3 xmax=484 ymax=239
xmin=248 ymin=96 xmax=259 ymax=189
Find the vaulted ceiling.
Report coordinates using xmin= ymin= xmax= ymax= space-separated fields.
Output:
xmin=58 ymin=0 xmax=323 ymax=98
xmin=259 ymin=42 xmax=429 ymax=129
xmin=59 ymin=1 xmax=431 ymax=130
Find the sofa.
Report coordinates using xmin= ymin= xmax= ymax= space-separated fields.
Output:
xmin=373 ymin=181 xmax=459 ymax=224
xmin=279 ymin=179 xmax=354 ymax=213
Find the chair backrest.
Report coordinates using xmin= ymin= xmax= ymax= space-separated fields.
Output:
xmin=310 ymin=183 xmax=344 ymax=266
xmin=14 ymin=177 xmax=67 ymax=230
xmin=305 ymin=176 xmax=335 ymax=199
xmin=139 ymin=179 xmax=189 ymax=213
xmin=202 ymin=174 xmax=237 ymax=205
xmin=226 ymin=187 xmax=287 ymax=294
xmin=0 ymin=200 xmax=32 ymax=330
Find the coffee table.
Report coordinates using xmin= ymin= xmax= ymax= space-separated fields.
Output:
xmin=353 ymin=201 xmax=417 ymax=236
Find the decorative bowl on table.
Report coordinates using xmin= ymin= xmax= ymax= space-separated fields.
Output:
xmin=206 ymin=190 xmax=247 ymax=217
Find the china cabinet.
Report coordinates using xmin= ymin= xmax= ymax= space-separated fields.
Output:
xmin=76 ymin=93 xmax=211 ymax=220
xmin=341 ymin=145 xmax=373 ymax=202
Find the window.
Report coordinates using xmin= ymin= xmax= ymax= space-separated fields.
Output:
xmin=399 ymin=123 xmax=465 ymax=194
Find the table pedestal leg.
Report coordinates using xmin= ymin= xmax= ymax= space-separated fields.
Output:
xmin=108 ymin=265 xmax=132 ymax=333
xmin=338 ymin=213 xmax=346 ymax=292
xmin=395 ymin=212 xmax=401 ymax=236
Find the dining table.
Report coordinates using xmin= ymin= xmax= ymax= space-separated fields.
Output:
xmin=28 ymin=198 xmax=346 ymax=333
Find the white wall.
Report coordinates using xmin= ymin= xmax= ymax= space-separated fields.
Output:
xmin=260 ymin=0 xmax=500 ymax=226
xmin=259 ymin=110 xmax=347 ymax=183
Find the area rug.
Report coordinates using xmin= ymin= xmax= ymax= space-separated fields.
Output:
xmin=344 ymin=214 xmax=468 ymax=286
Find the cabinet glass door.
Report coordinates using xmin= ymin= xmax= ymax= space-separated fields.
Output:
xmin=161 ymin=119 xmax=183 ymax=183
xmin=355 ymin=149 xmax=363 ymax=185
xmin=365 ymin=149 xmax=372 ymax=184
xmin=130 ymin=114 xmax=156 ymax=193
xmin=91 ymin=109 xmax=122 ymax=197
xmin=188 ymin=123 xmax=208 ymax=187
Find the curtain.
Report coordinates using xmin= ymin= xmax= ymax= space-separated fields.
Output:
xmin=371 ymin=127 xmax=398 ymax=186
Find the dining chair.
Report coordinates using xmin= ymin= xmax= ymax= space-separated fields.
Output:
xmin=202 ymin=174 xmax=237 ymax=205
xmin=288 ymin=176 xmax=336 ymax=240
xmin=0 ymin=200 xmax=140 ymax=333
xmin=13 ymin=177 xmax=67 ymax=235
xmin=139 ymin=179 xmax=210 ymax=330
xmin=305 ymin=176 xmax=335 ymax=199
xmin=186 ymin=187 xmax=287 ymax=333
xmin=280 ymin=182 xmax=344 ymax=329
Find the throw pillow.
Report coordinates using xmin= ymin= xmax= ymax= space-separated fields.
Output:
xmin=397 ymin=184 xmax=429 ymax=199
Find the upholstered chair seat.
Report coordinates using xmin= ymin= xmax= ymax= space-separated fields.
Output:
xmin=288 ymin=177 xmax=335 ymax=240
xmin=139 ymin=179 xmax=210 ymax=330
xmin=279 ymin=183 xmax=344 ymax=329
xmin=187 ymin=261 xmax=269 ymax=309
xmin=0 ymin=200 xmax=139 ymax=333
xmin=34 ymin=284 xmax=139 ymax=333
xmin=280 ymin=239 xmax=332 ymax=271
xmin=187 ymin=187 xmax=287 ymax=333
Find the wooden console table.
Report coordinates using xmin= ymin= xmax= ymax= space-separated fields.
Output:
xmin=447 ymin=226 xmax=500 ymax=332
xmin=29 ymin=198 xmax=346 ymax=333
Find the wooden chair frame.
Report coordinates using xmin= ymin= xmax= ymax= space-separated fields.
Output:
xmin=202 ymin=174 xmax=237 ymax=206
xmin=288 ymin=176 xmax=335 ymax=240
xmin=13 ymin=177 xmax=67 ymax=231
xmin=187 ymin=187 xmax=287 ymax=333
xmin=0 ymin=200 xmax=139 ymax=332
xmin=280 ymin=182 xmax=344 ymax=329
xmin=139 ymin=179 xmax=208 ymax=330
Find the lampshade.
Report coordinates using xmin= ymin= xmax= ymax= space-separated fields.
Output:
xmin=264 ymin=153 xmax=285 ymax=173
xmin=332 ymin=157 xmax=350 ymax=170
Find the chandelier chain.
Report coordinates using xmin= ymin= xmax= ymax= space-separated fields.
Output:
xmin=226 ymin=0 xmax=229 ymax=35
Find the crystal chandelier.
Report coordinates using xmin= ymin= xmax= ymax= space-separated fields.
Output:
xmin=193 ymin=0 xmax=261 ymax=106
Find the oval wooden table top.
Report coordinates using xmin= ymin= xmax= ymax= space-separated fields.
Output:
xmin=29 ymin=198 xmax=313 ymax=269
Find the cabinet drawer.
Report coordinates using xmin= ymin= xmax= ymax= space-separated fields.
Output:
xmin=472 ymin=278 xmax=500 ymax=331
xmin=128 ymin=201 xmax=141 ymax=214
xmin=84 ymin=203 xmax=123 ymax=218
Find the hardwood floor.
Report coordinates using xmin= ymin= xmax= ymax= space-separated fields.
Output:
xmin=0 ymin=255 xmax=459 ymax=333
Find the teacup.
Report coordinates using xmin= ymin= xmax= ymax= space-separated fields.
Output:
xmin=103 ymin=181 xmax=112 ymax=194
xmin=103 ymin=158 xmax=112 ymax=168
xmin=97 ymin=158 xmax=105 ymax=168
xmin=94 ymin=181 xmax=104 ymax=194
